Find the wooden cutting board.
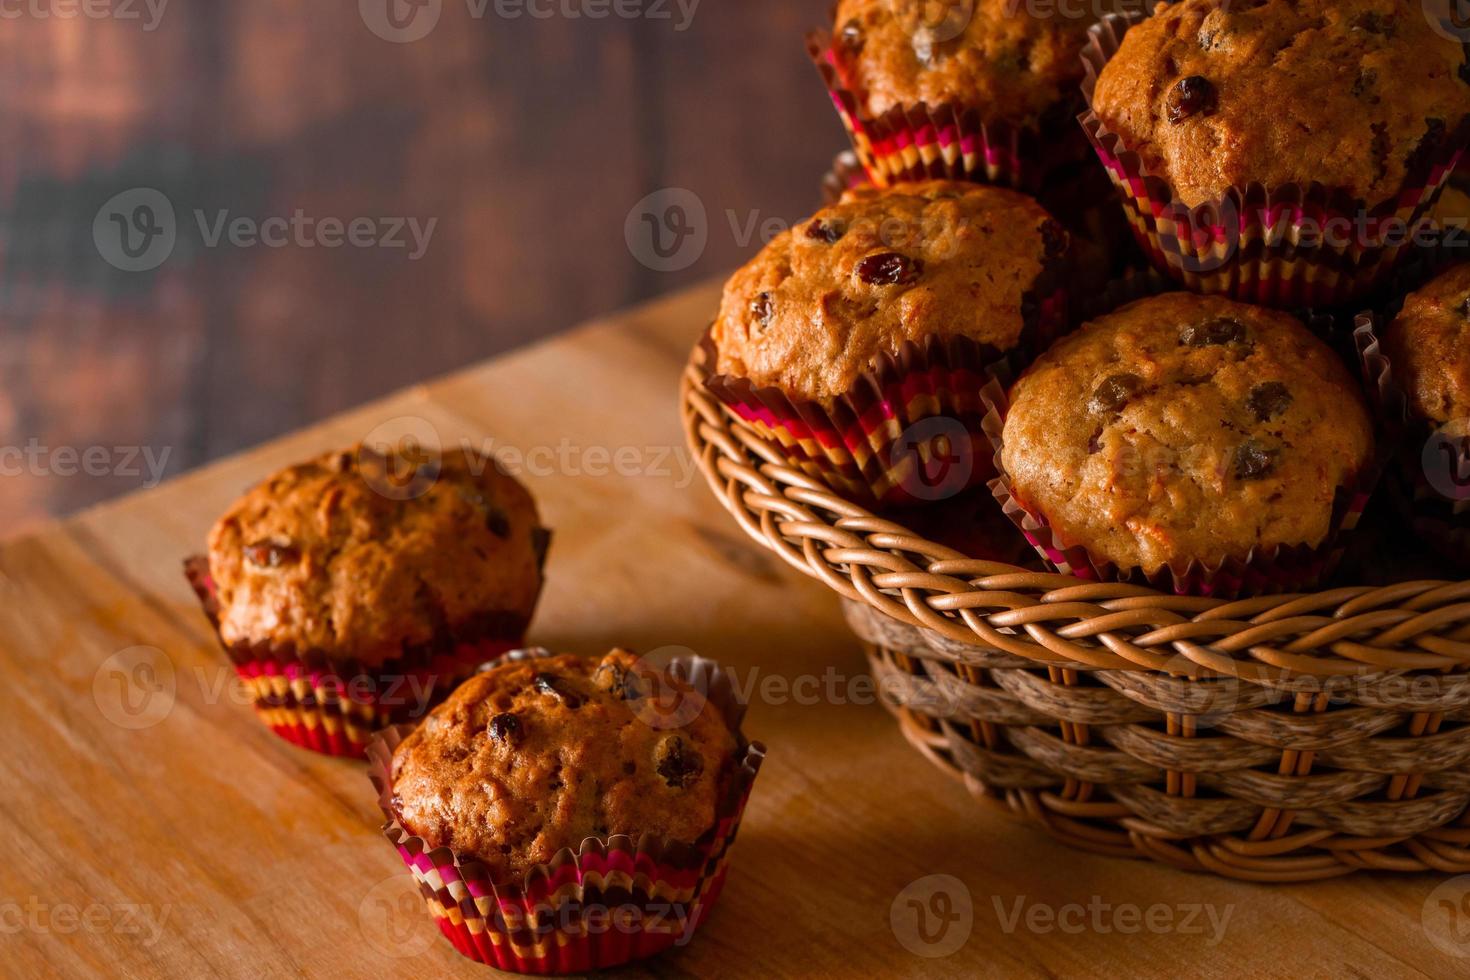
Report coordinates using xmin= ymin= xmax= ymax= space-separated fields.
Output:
xmin=3 ymin=282 xmax=1465 ymax=978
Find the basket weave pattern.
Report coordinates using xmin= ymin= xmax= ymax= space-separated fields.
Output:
xmin=683 ymin=357 xmax=1470 ymax=881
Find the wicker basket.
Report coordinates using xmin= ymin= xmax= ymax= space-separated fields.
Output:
xmin=682 ymin=350 xmax=1470 ymax=882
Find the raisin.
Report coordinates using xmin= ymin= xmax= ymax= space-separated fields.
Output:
xmin=806 ymin=219 xmax=846 ymax=244
xmin=1039 ymin=219 xmax=1069 ymax=260
xmin=1088 ymin=427 xmax=1105 ymax=454
xmin=1352 ymin=68 xmax=1378 ymax=102
xmin=592 ymin=659 xmax=644 ymax=700
xmin=1352 ymin=12 xmax=1394 ymax=36
xmin=1180 ymin=317 xmax=1247 ymax=347
xmin=244 ymin=540 xmax=298 ymax=568
xmin=654 ymin=735 xmax=704 ymax=789
xmin=1090 ymin=373 xmax=1143 ymax=415
xmin=856 ymin=252 xmax=924 ymax=286
xmin=532 ymin=673 xmax=584 ymax=709
xmin=488 ymin=713 xmax=522 ymax=744
xmin=750 ymin=292 xmax=774 ymax=330
xmin=839 ymin=18 xmax=864 ymax=56
xmin=1247 ymin=382 xmax=1292 ymax=422
xmin=486 ymin=507 xmax=511 ymax=538
xmin=1461 ymin=296 xmax=1470 ymax=319
xmin=1234 ymin=440 xmax=1277 ymax=481
xmin=1166 ymin=75 xmax=1216 ymax=124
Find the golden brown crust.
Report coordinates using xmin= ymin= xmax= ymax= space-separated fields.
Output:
xmin=1092 ymin=0 xmax=1470 ymax=208
xmin=712 ymin=180 xmax=1064 ymax=402
xmin=1385 ymin=262 xmax=1470 ymax=425
xmin=1002 ymin=293 xmax=1375 ymax=573
xmin=831 ymin=0 xmax=1110 ymax=127
xmin=391 ymin=651 xmax=739 ymax=880
xmin=206 ymin=445 xmax=543 ymax=664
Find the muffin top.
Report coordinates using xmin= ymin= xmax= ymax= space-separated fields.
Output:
xmin=712 ymin=180 xmax=1066 ymax=402
xmin=1384 ymin=262 xmax=1470 ymax=426
xmin=206 ymin=445 xmax=543 ymax=663
xmin=391 ymin=650 xmax=740 ymax=880
xmin=1092 ymin=0 xmax=1470 ymax=208
xmin=830 ymin=0 xmax=1110 ymax=127
xmin=1001 ymin=293 xmax=1374 ymax=573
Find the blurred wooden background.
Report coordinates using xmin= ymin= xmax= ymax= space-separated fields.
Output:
xmin=0 ymin=0 xmax=844 ymax=537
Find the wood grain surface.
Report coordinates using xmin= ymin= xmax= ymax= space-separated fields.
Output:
xmin=2 ymin=283 xmax=1467 ymax=978
xmin=0 ymin=0 xmax=845 ymax=536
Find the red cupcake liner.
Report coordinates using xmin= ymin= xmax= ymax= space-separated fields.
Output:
xmin=1080 ymin=12 xmax=1470 ymax=309
xmin=808 ymin=30 xmax=1088 ymax=192
xmin=698 ymin=274 xmax=1068 ymax=507
xmin=367 ymin=652 xmax=765 ymax=974
xmin=1354 ymin=314 xmax=1470 ymax=567
xmin=183 ymin=542 xmax=546 ymax=758
xmin=979 ymin=373 xmax=1376 ymax=598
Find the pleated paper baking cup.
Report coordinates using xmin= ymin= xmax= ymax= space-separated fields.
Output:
xmin=183 ymin=542 xmax=546 ymax=757
xmin=1080 ymin=12 xmax=1469 ymax=309
xmin=698 ymin=284 xmax=1067 ymax=508
xmin=1354 ymin=315 xmax=1470 ymax=567
xmin=808 ymin=31 xmax=1087 ymax=192
xmin=979 ymin=378 xmax=1374 ymax=598
xmin=366 ymin=653 xmax=765 ymax=974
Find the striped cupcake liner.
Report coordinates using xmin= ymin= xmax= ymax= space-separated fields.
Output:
xmin=367 ymin=653 xmax=765 ymax=974
xmin=979 ymin=374 xmax=1376 ymax=599
xmin=183 ymin=544 xmax=545 ymax=758
xmin=1080 ymin=12 xmax=1469 ymax=309
xmin=807 ymin=31 xmax=1089 ymax=192
xmin=1354 ymin=314 xmax=1470 ymax=568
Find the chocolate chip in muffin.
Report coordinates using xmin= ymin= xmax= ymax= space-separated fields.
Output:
xmin=750 ymin=292 xmax=774 ymax=332
xmin=839 ymin=17 xmax=864 ymax=56
xmin=1234 ymin=440 xmax=1278 ymax=481
xmin=855 ymin=252 xmax=924 ymax=286
xmin=486 ymin=507 xmax=511 ymax=539
xmin=532 ymin=672 xmax=585 ymax=709
xmin=1090 ymin=373 xmax=1143 ymax=415
xmin=1166 ymin=75 xmax=1217 ymax=124
xmin=806 ymin=219 xmax=846 ymax=244
xmin=244 ymin=540 xmax=299 ymax=568
xmin=654 ymin=734 xmax=704 ymax=789
xmin=1247 ymin=381 xmax=1293 ymax=422
xmin=488 ymin=712 xmax=523 ymax=744
xmin=1181 ymin=317 xmax=1248 ymax=347
xmin=592 ymin=658 xmax=644 ymax=700
xmin=1461 ymin=296 xmax=1470 ymax=319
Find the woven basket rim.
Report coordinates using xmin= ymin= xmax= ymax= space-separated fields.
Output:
xmin=681 ymin=345 xmax=1470 ymax=680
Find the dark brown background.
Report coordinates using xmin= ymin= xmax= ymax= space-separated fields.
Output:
xmin=0 ymin=0 xmax=844 ymax=537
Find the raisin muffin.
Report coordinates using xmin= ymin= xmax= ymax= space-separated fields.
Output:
xmin=997 ymin=293 xmax=1375 ymax=587
xmin=1383 ymin=262 xmax=1470 ymax=427
xmin=187 ymin=443 xmax=547 ymax=755
xmin=389 ymin=650 xmax=741 ymax=880
xmin=705 ymin=180 xmax=1069 ymax=504
xmin=1092 ymin=0 xmax=1470 ymax=210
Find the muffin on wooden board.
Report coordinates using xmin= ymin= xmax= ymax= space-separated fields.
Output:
xmin=812 ymin=0 xmax=1119 ymax=188
xmin=704 ymin=179 xmax=1071 ymax=506
xmin=1358 ymin=262 xmax=1470 ymax=566
xmin=989 ymin=293 xmax=1377 ymax=595
xmin=1082 ymin=0 xmax=1470 ymax=307
xmin=184 ymin=443 xmax=548 ymax=757
xmin=369 ymin=649 xmax=764 ymax=973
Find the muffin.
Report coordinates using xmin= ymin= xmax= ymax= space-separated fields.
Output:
xmin=1084 ymin=1 xmax=1470 ymax=307
xmin=369 ymin=649 xmax=764 ymax=972
xmin=704 ymin=179 xmax=1071 ymax=506
xmin=812 ymin=0 xmax=1118 ymax=188
xmin=1364 ymin=263 xmax=1470 ymax=564
xmin=184 ymin=443 xmax=548 ymax=756
xmin=991 ymin=293 xmax=1376 ymax=595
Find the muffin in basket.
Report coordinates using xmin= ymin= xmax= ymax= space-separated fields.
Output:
xmin=704 ymin=179 xmax=1071 ymax=506
xmin=370 ymin=649 xmax=764 ymax=973
xmin=988 ymin=293 xmax=1377 ymax=596
xmin=1084 ymin=0 xmax=1470 ymax=307
xmin=184 ymin=444 xmax=548 ymax=757
xmin=1362 ymin=262 xmax=1470 ymax=565
xmin=811 ymin=0 xmax=1115 ymax=189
